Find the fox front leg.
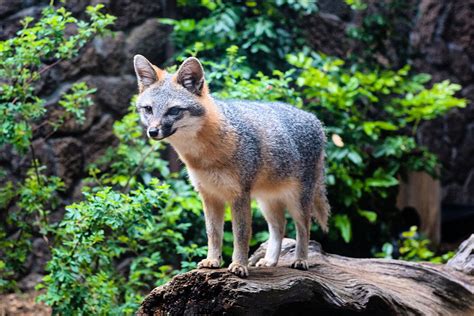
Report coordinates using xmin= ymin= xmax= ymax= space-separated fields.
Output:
xmin=228 ymin=193 xmax=252 ymax=277
xmin=198 ymin=194 xmax=225 ymax=269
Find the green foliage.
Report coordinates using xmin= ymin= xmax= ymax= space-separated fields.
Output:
xmin=0 ymin=166 xmax=64 ymax=291
xmin=333 ymin=214 xmax=352 ymax=243
xmin=38 ymin=105 xmax=206 ymax=313
xmin=0 ymin=3 xmax=114 ymax=291
xmin=0 ymin=4 xmax=115 ymax=153
xmin=38 ymin=180 xmax=205 ymax=314
xmin=345 ymin=0 xmax=413 ymax=67
xmin=204 ymin=45 xmax=302 ymax=103
xmin=345 ymin=0 xmax=367 ymax=11
xmin=376 ymin=226 xmax=454 ymax=263
xmin=162 ymin=0 xmax=316 ymax=73
xmin=54 ymin=82 xmax=97 ymax=128
xmin=287 ymin=52 xmax=465 ymax=246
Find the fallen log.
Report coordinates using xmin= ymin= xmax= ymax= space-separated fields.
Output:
xmin=138 ymin=236 xmax=474 ymax=315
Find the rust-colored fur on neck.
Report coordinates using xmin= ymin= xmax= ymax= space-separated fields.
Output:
xmin=168 ymin=84 xmax=237 ymax=171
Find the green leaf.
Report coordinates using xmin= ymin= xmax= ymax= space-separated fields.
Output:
xmin=358 ymin=210 xmax=377 ymax=223
xmin=333 ymin=214 xmax=352 ymax=243
xmin=347 ymin=151 xmax=363 ymax=166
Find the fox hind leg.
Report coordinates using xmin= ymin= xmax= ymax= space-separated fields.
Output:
xmin=287 ymin=199 xmax=311 ymax=270
xmin=255 ymin=199 xmax=286 ymax=267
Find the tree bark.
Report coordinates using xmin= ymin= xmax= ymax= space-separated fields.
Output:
xmin=138 ymin=236 xmax=474 ymax=315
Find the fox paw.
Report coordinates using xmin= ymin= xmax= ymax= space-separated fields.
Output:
xmin=197 ymin=258 xmax=221 ymax=269
xmin=291 ymin=259 xmax=309 ymax=270
xmin=255 ymin=258 xmax=277 ymax=267
xmin=228 ymin=262 xmax=249 ymax=278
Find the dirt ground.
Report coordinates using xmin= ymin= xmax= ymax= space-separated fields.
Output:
xmin=0 ymin=292 xmax=51 ymax=316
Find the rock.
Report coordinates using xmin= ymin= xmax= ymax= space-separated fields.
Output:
xmin=0 ymin=0 xmax=22 ymax=18
xmin=18 ymin=272 xmax=44 ymax=292
xmin=21 ymin=237 xmax=50 ymax=285
xmin=410 ymin=0 xmax=474 ymax=205
xmin=461 ymin=86 xmax=474 ymax=122
xmin=424 ymin=40 xmax=449 ymax=66
xmin=417 ymin=119 xmax=449 ymax=163
xmin=30 ymin=238 xmax=51 ymax=273
xmin=58 ymin=44 xmax=101 ymax=79
xmin=85 ymin=75 xmax=137 ymax=115
xmin=100 ymin=0 xmax=162 ymax=29
xmin=317 ymin=0 xmax=351 ymax=21
xmin=443 ymin=1 xmax=474 ymax=60
xmin=442 ymin=183 xmax=463 ymax=206
xmin=81 ymin=114 xmax=118 ymax=165
xmin=42 ymin=33 xmax=128 ymax=89
xmin=445 ymin=109 xmax=467 ymax=145
xmin=93 ymin=31 xmax=127 ymax=75
xmin=26 ymin=138 xmax=54 ymax=177
xmin=0 ymin=5 xmax=45 ymax=40
xmin=64 ymin=0 xmax=91 ymax=15
xmin=448 ymin=46 xmax=473 ymax=84
xmin=71 ymin=178 xmax=96 ymax=201
xmin=125 ymin=18 xmax=170 ymax=68
xmin=410 ymin=0 xmax=443 ymax=48
xmin=305 ymin=13 xmax=350 ymax=57
xmin=49 ymin=137 xmax=84 ymax=189
xmin=0 ymin=292 xmax=51 ymax=316
xmin=453 ymin=122 xmax=474 ymax=184
xmin=38 ymin=82 xmax=100 ymax=136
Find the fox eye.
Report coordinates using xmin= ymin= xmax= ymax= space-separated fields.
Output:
xmin=143 ymin=106 xmax=153 ymax=114
xmin=167 ymin=107 xmax=182 ymax=116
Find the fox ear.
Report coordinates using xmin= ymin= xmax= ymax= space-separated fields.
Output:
xmin=176 ymin=57 xmax=205 ymax=96
xmin=134 ymin=55 xmax=158 ymax=92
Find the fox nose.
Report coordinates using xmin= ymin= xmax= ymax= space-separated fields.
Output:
xmin=147 ymin=127 xmax=159 ymax=138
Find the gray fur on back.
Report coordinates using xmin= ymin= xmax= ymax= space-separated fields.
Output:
xmin=215 ymin=99 xmax=325 ymax=192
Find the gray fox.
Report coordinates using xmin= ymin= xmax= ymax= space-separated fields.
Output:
xmin=133 ymin=55 xmax=330 ymax=277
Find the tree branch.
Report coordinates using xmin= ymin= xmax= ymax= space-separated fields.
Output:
xmin=138 ymin=237 xmax=474 ymax=315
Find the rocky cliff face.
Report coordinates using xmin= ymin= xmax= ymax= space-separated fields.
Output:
xmin=411 ymin=0 xmax=474 ymax=205
xmin=1 ymin=0 xmax=171 ymax=192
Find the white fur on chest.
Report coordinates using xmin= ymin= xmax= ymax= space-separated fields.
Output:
xmin=187 ymin=167 xmax=240 ymax=200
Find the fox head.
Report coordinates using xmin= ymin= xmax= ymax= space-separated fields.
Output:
xmin=133 ymin=55 xmax=209 ymax=140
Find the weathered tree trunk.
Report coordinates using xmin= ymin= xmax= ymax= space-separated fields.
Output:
xmin=397 ymin=170 xmax=441 ymax=244
xmin=138 ymin=236 xmax=474 ymax=315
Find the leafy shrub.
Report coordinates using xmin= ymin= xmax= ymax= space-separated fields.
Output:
xmin=162 ymin=0 xmax=316 ymax=74
xmin=288 ymin=52 xmax=465 ymax=252
xmin=376 ymin=226 xmax=454 ymax=263
xmin=346 ymin=0 xmax=413 ymax=67
xmin=0 ymin=3 xmax=115 ymax=292
xmin=0 ymin=4 xmax=114 ymax=153
xmin=37 ymin=106 xmax=206 ymax=313
xmin=0 ymin=166 xmax=64 ymax=291
xmin=38 ymin=180 xmax=205 ymax=314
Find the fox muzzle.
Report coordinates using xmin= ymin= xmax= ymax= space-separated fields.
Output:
xmin=147 ymin=126 xmax=177 ymax=140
